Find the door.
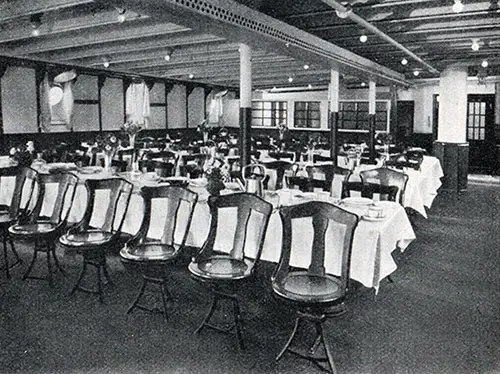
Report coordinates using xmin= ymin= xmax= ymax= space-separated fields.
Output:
xmin=396 ymin=101 xmax=414 ymax=144
xmin=467 ymin=95 xmax=495 ymax=173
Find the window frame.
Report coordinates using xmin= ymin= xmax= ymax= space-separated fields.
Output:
xmin=251 ymin=100 xmax=288 ymax=128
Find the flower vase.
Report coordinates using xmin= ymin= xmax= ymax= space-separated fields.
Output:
xmin=128 ymin=134 xmax=140 ymax=174
xmin=203 ymin=132 xmax=209 ymax=144
xmin=104 ymin=153 xmax=114 ymax=174
xmin=307 ymin=148 xmax=314 ymax=164
xmin=384 ymin=144 xmax=390 ymax=156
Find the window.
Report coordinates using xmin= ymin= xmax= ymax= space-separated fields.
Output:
xmin=252 ymin=101 xmax=287 ymax=127
xmin=467 ymin=101 xmax=486 ymax=140
xmin=294 ymin=101 xmax=320 ymax=128
xmin=337 ymin=101 xmax=388 ymax=132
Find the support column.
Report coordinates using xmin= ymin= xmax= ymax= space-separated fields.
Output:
xmin=368 ymin=81 xmax=376 ymax=162
xmin=434 ymin=66 xmax=469 ymax=192
xmin=328 ymin=70 xmax=339 ymax=166
xmin=239 ymin=44 xmax=252 ymax=167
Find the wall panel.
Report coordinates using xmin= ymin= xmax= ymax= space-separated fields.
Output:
xmin=101 ymin=78 xmax=124 ymax=131
xmin=167 ymin=84 xmax=186 ymax=129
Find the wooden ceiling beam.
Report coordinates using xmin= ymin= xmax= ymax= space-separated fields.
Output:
xmin=0 ymin=0 xmax=94 ymax=23
xmin=93 ymin=0 xmax=409 ymax=86
xmin=0 ymin=19 xmax=191 ymax=56
xmin=34 ymin=33 xmax=226 ymax=62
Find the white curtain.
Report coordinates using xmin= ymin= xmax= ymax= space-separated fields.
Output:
xmin=39 ymin=72 xmax=51 ymax=132
xmin=126 ymin=81 xmax=150 ymax=126
xmin=206 ymin=89 xmax=228 ymax=126
xmin=61 ymin=81 xmax=74 ymax=129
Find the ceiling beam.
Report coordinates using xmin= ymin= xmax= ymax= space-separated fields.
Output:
xmin=93 ymin=0 xmax=409 ymax=86
xmin=0 ymin=0 xmax=94 ymax=23
xmin=0 ymin=19 xmax=191 ymax=56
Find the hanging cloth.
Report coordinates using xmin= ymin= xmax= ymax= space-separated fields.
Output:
xmin=126 ymin=81 xmax=150 ymax=126
xmin=39 ymin=72 xmax=51 ymax=132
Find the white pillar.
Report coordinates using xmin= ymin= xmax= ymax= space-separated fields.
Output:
xmin=239 ymin=43 xmax=252 ymax=166
xmin=437 ymin=66 xmax=468 ymax=143
xmin=328 ymin=70 xmax=339 ymax=165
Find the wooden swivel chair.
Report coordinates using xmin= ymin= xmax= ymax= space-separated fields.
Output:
xmin=188 ymin=193 xmax=273 ymax=349
xmin=360 ymin=167 xmax=409 ymax=205
xmin=59 ymin=178 xmax=133 ymax=303
xmin=261 ymin=160 xmax=294 ymax=190
xmin=9 ymin=173 xmax=78 ymax=287
xmin=0 ymin=167 xmax=38 ymax=278
xmin=272 ymin=201 xmax=359 ymax=374
xmin=120 ymin=186 xmax=198 ymax=319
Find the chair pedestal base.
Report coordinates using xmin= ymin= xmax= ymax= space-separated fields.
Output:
xmin=127 ymin=275 xmax=172 ymax=320
xmin=1 ymin=234 xmax=22 ymax=279
xmin=195 ymin=289 xmax=245 ymax=350
xmin=71 ymin=250 xmax=113 ymax=303
xmin=276 ymin=311 xmax=340 ymax=374
xmin=23 ymin=241 xmax=65 ymax=288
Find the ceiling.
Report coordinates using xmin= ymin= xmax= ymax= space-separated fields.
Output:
xmin=0 ymin=0 xmax=498 ymax=89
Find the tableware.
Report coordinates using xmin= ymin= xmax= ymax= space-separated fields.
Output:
xmin=367 ymin=206 xmax=384 ymax=218
xmin=189 ymin=178 xmax=207 ymax=188
xmin=362 ymin=214 xmax=386 ymax=221
xmin=78 ymin=166 xmax=103 ymax=174
xmin=224 ymin=182 xmax=241 ymax=190
xmin=340 ymin=197 xmax=373 ymax=206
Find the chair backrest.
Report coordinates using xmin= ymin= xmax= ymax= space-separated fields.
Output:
xmin=261 ymin=160 xmax=294 ymax=190
xmin=268 ymin=151 xmax=295 ymax=162
xmin=305 ymin=165 xmax=351 ymax=195
xmin=132 ymin=186 xmax=198 ymax=252
xmin=195 ymin=193 xmax=272 ymax=270
xmin=79 ymin=178 xmax=133 ymax=234
xmin=273 ymin=201 xmax=359 ymax=297
xmin=180 ymin=153 xmax=208 ymax=178
xmin=153 ymin=161 xmax=175 ymax=177
xmin=1 ymin=167 xmax=38 ymax=220
xmin=359 ymin=167 xmax=409 ymax=205
xmin=29 ymin=172 xmax=79 ymax=225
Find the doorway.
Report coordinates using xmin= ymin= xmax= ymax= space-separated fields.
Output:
xmin=396 ymin=100 xmax=414 ymax=144
xmin=467 ymin=94 xmax=495 ymax=174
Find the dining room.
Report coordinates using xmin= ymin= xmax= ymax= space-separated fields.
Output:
xmin=0 ymin=1 xmax=499 ymax=373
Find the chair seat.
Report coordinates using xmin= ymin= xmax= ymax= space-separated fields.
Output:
xmin=120 ymin=242 xmax=179 ymax=262
xmin=0 ymin=212 xmax=14 ymax=226
xmin=8 ymin=222 xmax=57 ymax=236
xmin=188 ymin=255 xmax=253 ymax=281
xmin=273 ymin=272 xmax=343 ymax=304
xmin=59 ymin=229 xmax=114 ymax=247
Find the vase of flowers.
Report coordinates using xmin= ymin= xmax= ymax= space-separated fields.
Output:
xmin=122 ymin=120 xmax=143 ymax=173
xmin=197 ymin=118 xmax=210 ymax=144
xmin=205 ymin=167 xmax=226 ymax=196
xmin=96 ymin=134 xmax=119 ymax=173
xmin=376 ymin=132 xmax=393 ymax=156
xmin=307 ymin=137 xmax=317 ymax=164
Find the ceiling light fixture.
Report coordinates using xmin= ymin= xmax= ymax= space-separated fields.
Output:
xmin=189 ymin=74 xmax=194 ymax=79
xmin=413 ymin=70 xmax=420 ymax=77
xmin=30 ymin=13 xmax=42 ymax=37
xmin=471 ymin=39 xmax=480 ymax=51
xmin=401 ymin=58 xmax=408 ymax=65
xmin=288 ymin=76 xmax=294 ymax=83
xmin=101 ymin=57 xmax=110 ymax=68
xmin=452 ymin=0 xmax=464 ymax=13
xmin=303 ymin=64 xmax=310 ymax=70
xmin=481 ymin=60 xmax=488 ymax=68
xmin=360 ymin=82 xmax=366 ymax=87
xmin=308 ymin=84 xmax=313 ymax=89
xmin=359 ymin=34 xmax=368 ymax=43
xmin=116 ymin=8 xmax=126 ymax=23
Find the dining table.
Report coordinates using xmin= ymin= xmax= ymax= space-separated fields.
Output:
xmin=0 ymin=162 xmax=416 ymax=292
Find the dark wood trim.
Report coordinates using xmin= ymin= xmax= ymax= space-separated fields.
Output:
xmin=368 ymin=113 xmax=376 ymax=162
xmin=239 ymin=107 xmax=252 ymax=167
xmin=329 ymin=111 xmax=339 ymax=166
xmin=98 ymin=75 xmax=105 ymax=132
xmin=35 ymin=66 xmax=45 ymax=134
xmin=165 ymin=82 xmax=174 ymax=129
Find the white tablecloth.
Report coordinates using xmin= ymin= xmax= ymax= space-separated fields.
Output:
xmin=1 ymin=169 xmax=416 ymax=292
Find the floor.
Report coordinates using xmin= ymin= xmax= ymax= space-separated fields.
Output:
xmin=0 ymin=181 xmax=499 ymax=374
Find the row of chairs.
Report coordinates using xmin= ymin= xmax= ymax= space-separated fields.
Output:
xmin=1 ymin=167 xmax=359 ymax=373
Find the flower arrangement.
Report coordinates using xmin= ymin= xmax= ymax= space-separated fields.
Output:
xmin=9 ymin=143 xmax=33 ymax=167
xmin=197 ymin=118 xmax=210 ymax=143
xmin=122 ymin=120 xmax=143 ymax=137
xmin=95 ymin=134 xmax=120 ymax=156
xmin=375 ymin=132 xmax=393 ymax=146
xmin=277 ymin=122 xmax=288 ymax=140
xmin=205 ymin=166 xmax=228 ymax=196
xmin=307 ymin=136 xmax=318 ymax=151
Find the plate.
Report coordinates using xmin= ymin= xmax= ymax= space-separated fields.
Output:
xmin=224 ymin=182 xmax=241 ymax=190
xmin=78 ymin=166 xmax=103 ymax=174
xmin=373 ymin=201 xmax=397 ymax=209
xmin=362 ymin=215 xmax=386 ymax=221
xmin=189 ymin=178 xmax=207 ymax=187
xmin=341 ymin=197 xmax=373 ymax=206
